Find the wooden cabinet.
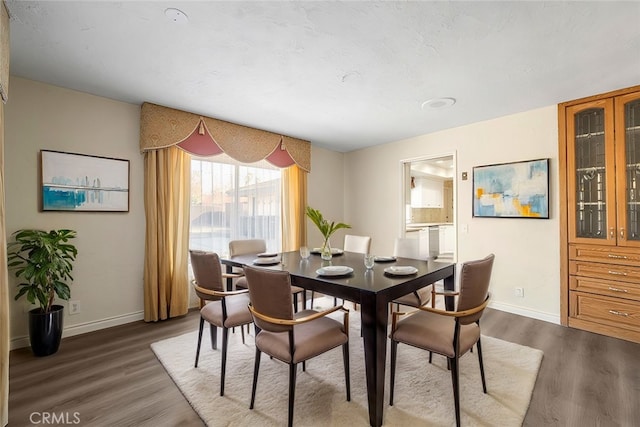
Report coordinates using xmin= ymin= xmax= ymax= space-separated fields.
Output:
xmin=560 ymin=85 xmax=640 ymax=343
xmin=411 ymin=177 xmax=443 ymax=208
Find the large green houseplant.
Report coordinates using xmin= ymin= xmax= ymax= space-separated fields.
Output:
xmin=7 ymin=229 xmax=78 ymax=356
xmin=305 ymin=206 xmax=351 ymax=260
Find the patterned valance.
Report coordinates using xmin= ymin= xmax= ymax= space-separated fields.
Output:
xmin=140 ymin=102 xmax=311 ymax=172
xmin=0 ymin=2 xmax=10 ymax=103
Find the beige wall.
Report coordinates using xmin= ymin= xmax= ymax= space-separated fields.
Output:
xmin=344 ymin=106 xmax=560 ymax=323
xmin=5 ymin=77 xmax=145 ymax=348
xmin=5 ymin=76 xmax=560 ymax=349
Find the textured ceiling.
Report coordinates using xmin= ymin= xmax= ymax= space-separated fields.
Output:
xmin=5 ymin=1 xmax=640 ymax=152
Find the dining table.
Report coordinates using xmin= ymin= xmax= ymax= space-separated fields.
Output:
xmin=220 ymin=250 xmax=456 ymax=427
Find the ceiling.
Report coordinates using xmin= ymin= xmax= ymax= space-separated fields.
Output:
xmin=5 ymin=1 xmax=640 ymax=153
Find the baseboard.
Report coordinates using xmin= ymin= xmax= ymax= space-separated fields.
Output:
xmin=489 ymin=301 xmax=560 ymax=325
xmin=10 ymin=310 xmax=145 ymax=350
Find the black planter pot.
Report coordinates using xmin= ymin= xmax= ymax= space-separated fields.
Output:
xmin=29 ymin=305 xmax=64 ymax=357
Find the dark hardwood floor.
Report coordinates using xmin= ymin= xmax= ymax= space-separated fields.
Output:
xmin=9 ymin=307 xmax=640 ymax=426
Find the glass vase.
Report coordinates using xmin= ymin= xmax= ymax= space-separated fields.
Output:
xmin=321 ymin=237 xmax=332 ymax=260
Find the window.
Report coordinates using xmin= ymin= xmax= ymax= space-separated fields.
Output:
xmin=190 ymin=153 xmax=282 ymax=255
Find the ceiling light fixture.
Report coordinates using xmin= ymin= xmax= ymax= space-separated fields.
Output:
xmin=165 ymin=8 xmax=189 ymax=24
xmin=421 ymin=97 xmax=456 ymax=110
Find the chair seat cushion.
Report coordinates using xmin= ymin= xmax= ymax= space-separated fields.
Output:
xmin=255 ymin=309 xmax=348 ymax=364
xmin=392 ymin=285 xmax=432 ymax=307
xmin=200 ymin=293 xmax=252 ymax=328
xmin=391 ymin=311 xmax=480 ymax=358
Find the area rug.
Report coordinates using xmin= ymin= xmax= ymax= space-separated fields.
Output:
xmin=151 ymin=308 xmax=543 ymax=426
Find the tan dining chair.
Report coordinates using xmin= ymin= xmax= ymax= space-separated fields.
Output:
xmin=391 ymin=237 xmax=433 ymax=309
xmin=189 ymin=250 xmax=253 ymax=397
xmin=389 ymin=254 xmax=495 ymax=427
xmin=244 ymin=266 xmax=351 ymax=427
xmin=230 ymin=239 xmax=306 ymax=311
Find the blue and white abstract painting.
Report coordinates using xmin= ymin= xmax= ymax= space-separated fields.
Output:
xmin=473 ymin=158 xmax=549 ymax=218
xmin=41 ymin=150 xmax=129 ymax=211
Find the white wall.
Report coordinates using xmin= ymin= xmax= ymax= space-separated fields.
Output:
xmin=344 ymin=106 xmax=560 ymax=323
xmin=5 ymin=77 xmax=145 ymax=348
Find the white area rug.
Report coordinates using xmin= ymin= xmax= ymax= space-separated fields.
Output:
xmin=151 ymin=307 xmax=543 ymax=426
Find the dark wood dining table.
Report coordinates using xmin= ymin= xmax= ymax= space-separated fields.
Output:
xmin=221 ymin=250 xmax=455 ymax=427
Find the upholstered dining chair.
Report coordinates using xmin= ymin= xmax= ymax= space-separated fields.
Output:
xmin=389 ymin=253 xmax=495 ymax=427
xmin=244 ymin=266 xmax=351 ymax=427
xmin=343 ymin=234 xmax=372 ymax=254
xmin=189 ymin=250 xmax=253 ymax=397
xmin=391 ymin=237 xmax=433 ymax=309
xmin=230 ymin=239 xmax=306 ymax=311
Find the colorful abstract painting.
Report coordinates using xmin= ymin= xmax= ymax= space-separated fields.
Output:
xmin=473 ymin=158 xmax=549 ymax=218
xmin=41 ymin=150 xmax=129 ymax=212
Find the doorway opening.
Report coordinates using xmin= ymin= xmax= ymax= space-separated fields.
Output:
xmin=401 ymin=153 xmax=456 ymax=262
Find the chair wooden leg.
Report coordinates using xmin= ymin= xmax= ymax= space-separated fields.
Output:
xmin=476 ymin=338 xmax=487 ymax=393
xmin=342 ymin=342 xmax=351 ymax=401
xmin=241 ymin=324 xmax=245 ymax=344
xmin=429 ymin=351 xmax=433 ymax=364
xmin=449 ymin=356 xmax=461 ymax=427
xmin=221 ymin=327 xmax=229 ymax=396
xmin=293 ymin=293 xmax=299 ymax=313
xmin=195 ymin=317 xmax=205 ymax=368
xmin=210 ymin=323 xmax=217 ymax=350
xmin=288 ymin=363 xmax=297 ymax=427
xmin=302 ymin=360 xmax=306 ymax=372
xmin=389 ymin=340 xmax=398 ymax=406
xmin=250 ymin=348 xmax=262 ymax=409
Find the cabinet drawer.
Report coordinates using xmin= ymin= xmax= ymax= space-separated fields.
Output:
xmin=569 ymin=276 xmax=640 ymax=302
xmin=570 ymin=292 xmax=640 ymax=332
xmin=569 ymin=244 xmax=640 ymax=267
xmin=569 ymin=260 xmax=640 ymax=284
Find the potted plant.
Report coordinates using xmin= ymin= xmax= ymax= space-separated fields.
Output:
xmin=305 ymin=206 xmax=351 ymax=260
xmin=7 ymin=229 xmax=78 ymax=356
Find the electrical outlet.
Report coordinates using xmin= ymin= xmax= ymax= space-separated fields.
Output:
xmin=514 ymin=288 xmax=524 ymax=298
xmin=68 ymin=300 xmax=81 ymax=315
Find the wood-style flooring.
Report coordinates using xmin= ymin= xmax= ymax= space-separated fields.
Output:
xmin=8 ymin=307 xmax=640 ymax=426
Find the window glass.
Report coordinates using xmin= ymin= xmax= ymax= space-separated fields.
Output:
xmin=190 ymin=153 xmax=281 ymax=255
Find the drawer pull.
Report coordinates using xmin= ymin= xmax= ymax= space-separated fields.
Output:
xmin=607 ymin=270 xmax=628 ymax=276
xmin=607 ymin=286 xmax=629 ymax=293
xmin=608 ymin=310 xmax=629 ymax=317
xmin=607 ymin=254 xmax=628 ymax=259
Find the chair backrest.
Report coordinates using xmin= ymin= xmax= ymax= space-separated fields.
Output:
xmin=244 ymin=266 xmax=294 ymax=333
xmin=344 ymin=234 xmax=372 ymax=254
xmin=457 ymin=253 xmax=495 ymax=324
xmin=229 ymin=239 xmax=267 ymax=256
xmin=189 ymin=250 xmax=225 ymax=300
xmin=393 ymin=238 xmax=420 ymax=259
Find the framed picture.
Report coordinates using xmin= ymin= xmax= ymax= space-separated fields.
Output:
xmin=473 ymin=158 xmax=549 ymax=219
xmin=41 ymin=150 xmax=130 ymax=212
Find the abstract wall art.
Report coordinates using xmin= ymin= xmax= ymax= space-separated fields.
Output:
xmin=41 ymin=150 xmax=130 ymax=212
xmin=473 ymin=158 xmax=549 ymax=219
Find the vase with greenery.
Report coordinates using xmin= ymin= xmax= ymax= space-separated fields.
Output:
xmin=7 ymin=229 xmax=78 ymax=356
xmin=305 ymin=206 xmax=351 ymax=260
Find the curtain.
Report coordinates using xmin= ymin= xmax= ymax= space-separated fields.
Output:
xmin=143 ymin=146 xmax=191 ymax=321
xmin=281 ymin=164 xmax=307 ymax=252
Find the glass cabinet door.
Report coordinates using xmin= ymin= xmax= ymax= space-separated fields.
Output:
xmin=615 ymin=92 xmax=640 ymax=247
xmin=566 ymin=99 xmax=616 ymax=245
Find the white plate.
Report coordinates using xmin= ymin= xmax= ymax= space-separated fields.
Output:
xmin=257 ymin=252 xmax=278 ymax=258
xmin=311 ymin=248 xmax=344 ymax=255
xmin=252 ymin=257 xmax=280 ymax=266
xmin=374 ymin=256 xmax=396 ymax=262
xmin=384 ymin=266 xmax=418 ymax=276
xmin=316 ymin=266 xmax=353 ymax=276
